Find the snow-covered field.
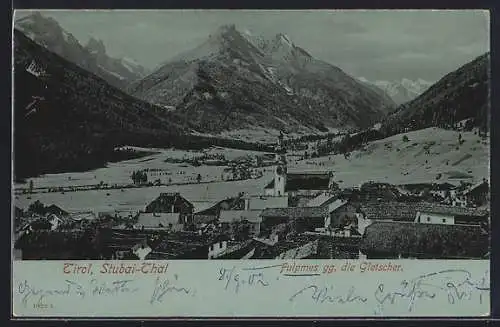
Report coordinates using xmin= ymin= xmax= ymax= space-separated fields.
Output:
xmin=14 ymin=146 xmax=269 ymax=189
xmin=293 ymin=127 xmax=489 ymax=186
xmin=14 ymin=127 xmax=489 ymax=213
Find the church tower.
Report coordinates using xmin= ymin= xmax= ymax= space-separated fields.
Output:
xmin=274 ymin=131 xmax=287 ymax=196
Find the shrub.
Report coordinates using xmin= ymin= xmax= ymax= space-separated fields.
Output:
xmin=402 ymin=135 xmax=409 ymax=142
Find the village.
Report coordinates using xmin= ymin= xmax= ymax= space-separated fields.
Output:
xmin=13 ymin=131 xmax=490 ymax=261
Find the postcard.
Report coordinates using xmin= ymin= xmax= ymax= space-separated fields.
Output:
xmin=11 ymin=9 xmax=490 ymax=318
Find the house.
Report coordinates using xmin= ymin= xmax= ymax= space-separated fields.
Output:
xmin=245 ymin=194 xmax=289 ymax=210
xmin=260 ymin=206 xmax=327 ymax=234
xmin=360 ymin=221 xmax=489 ymax=259
xmin=45 ymin=204 xmax=69 ymax=217
xmin=465 ymin=179 xmax=489 ymax=207
xmin=324 ymin=199 xmax=358 ymax=230
xmin=208 ymin=240 xmax=228 ymax=259
xmin=429 ymin=182 xmax=457 ymax=198
xmin=414 ymin=204 xmax=489 ymax=226
xmin=356 ymin=202 xmax=423 ymax=222
xmin=357 ymin=201 xmax=489 ymax=226
xmin=145 ymin=193 xmax=194 ymax=224
xmin=132 ymin=242 xmax=152 ymax=260
xmin=134 ymin=213 xmax=184 ymax=231
xmin=252 ymin=234 xmax=320 ymax=259
xmin=306 ymin=192 xmax=339 ymax=207
xmin=192 ymin=195 xmax=245 ymax=225
xmin=47 ymin=214 xmax=63 ymax=230
xmin=220 ymin=210 xmax=263 ymax=238
xmin=145 ymin=233 xmax=228 ymax=259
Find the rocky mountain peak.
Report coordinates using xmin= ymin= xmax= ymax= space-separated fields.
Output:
xmin=85 ymin=37 xmax=106 ymax=56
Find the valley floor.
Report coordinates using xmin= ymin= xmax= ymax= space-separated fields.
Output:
xmin=14 ymin=127 xmax=489 ymax=214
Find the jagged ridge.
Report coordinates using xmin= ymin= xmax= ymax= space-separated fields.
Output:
xmin=128 ymin=25 xmax=396 ymax=133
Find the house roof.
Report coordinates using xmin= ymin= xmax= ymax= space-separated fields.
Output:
xmin=264 ymin=172 xmax=332 ymax=191
xmin=248 ymin=196 xmax=288 ymax=210
xmin=327 ymin=199 xmax=349 ymax=213
xmin=418 ymin=204 xmax=488 ymax=217
xmin=252 ymin=234 xmax=319 ymax=259
xmin=145 ymin=193 xmax=194 ymax=212
xmin=260 ymin=206 xmax=327 ymax=219
xmin=135 ymin=213 xmax=181 ymax=228
xmin=400 ymin=182 xmax=457 ymax=191
xmin=465 ymin=181 xmax=489 ymax=195
xmin=192 ymin=201 xmax=219 ymax=214
xmin=194 ymin=196 xmax=245 ymax=216
xmin=307 ymin=193 xmax=337 ymax=207
xmin=360 ymin=221 xmax=489 ymax=258
xmin=357 ymin=201 xmax=488 ymax=221
xmin=45 ymin=204 xmax=69 ymax=216
xmin=220 ymin=210 xmax=263 ymax=223
xmin=70 ymin=211 xmax=96 ymax=221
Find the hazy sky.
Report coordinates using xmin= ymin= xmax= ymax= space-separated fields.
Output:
xmin=14 ymin=10 xmax=490 ymax=82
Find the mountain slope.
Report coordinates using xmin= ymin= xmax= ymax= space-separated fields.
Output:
xmin=359 ymin=78 xmax=432 ymax=105
xmin=128 ymin=25 xmax=395 ymax=133
xmin=15 ymin=12 xmax=149 ymax=89
xmin=383 ymin=53 xmax=490 ymax=133
xmin=14 ymin=29 xmax=188 ymax=179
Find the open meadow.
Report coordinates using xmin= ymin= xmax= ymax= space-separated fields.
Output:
xmin=14 ymin=128 xmax=489 ymax=214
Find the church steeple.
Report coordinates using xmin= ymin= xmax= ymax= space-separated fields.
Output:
xmin=274 ymin=131 xmax=287 ymax=196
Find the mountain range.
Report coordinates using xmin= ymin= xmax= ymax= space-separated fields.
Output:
xmin=358 ymin=77 xmax=433 ymax=105
xmin=128 ymin=25 xmax=396 ymax=133
xmin=12 ymin=16 xmax=490 ymax=179
xmin=15 ymin=12 xmax=150 ymax=89
xmin=13 ymin=29 xmax=187 ymax=179
xmin=383 ymin=52 xmax=490 ymax=133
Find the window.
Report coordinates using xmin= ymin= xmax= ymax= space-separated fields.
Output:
xmin=427 ymin=217 xmax=430 ymax=222
xmin=442 ymin=218 xmax=446 ymax=223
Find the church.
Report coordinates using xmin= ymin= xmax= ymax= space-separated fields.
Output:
xmin=263 ymin=132 xmax=338 ymax=198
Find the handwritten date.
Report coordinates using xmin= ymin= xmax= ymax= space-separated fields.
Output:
xmin=218 ymin=266 xmax=270 ymax=294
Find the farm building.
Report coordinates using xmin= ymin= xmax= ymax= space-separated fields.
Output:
xmin=360 ymin=221 xmax=489 ymax=259
xmin=134 ymin=213 xmax=184 ymax=231
xmin=192 ymin=195 xmax=245 ymax=225
xmin=145 ymin=193 xmax=194 ymax=224
xmin=219 ymin=209 xmax=263 ymax=238
xmin=465 ymin=179 xmax=490 ymax=207
xmin=260 ymin=206 xmax=327 ymax=234
xmin=356 ymin=201 xmax=489 ymax=225
xmin=45 ymin=204 xmax=69 ymax=217
xmin=414 ymin=204 xmax=489 ymax=226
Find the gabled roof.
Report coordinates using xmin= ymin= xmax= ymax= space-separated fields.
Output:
xmin=220 ymin=210 xmax=263 ymax=223
xmin=360 ymin=221 xmax=489 ymax=258
xmin=135 ymin=213 xmax=181 ymax=228
xmin=45 ymin=204 xmax=69 ymax=217
xmin=327 ymin=199 xmax=349 ymax=213
xmin=248 ymin=196 xmax=288 ymax=210
xmin=307 ymin=193 xmax=337 ymax=207
xmin=261 ymin=206 xmax=327 ymax=219
xmin=194 ymin=196 xmax=245 ymax=216
xmin=418 ymin=204 xmax=488 ymax=217
xmin=465 ymin=180 xmax=489 ymax=195
xmin=264 ymin=173 xmax=332 ymax=191
xmin=357 ymin=201 xmax=489 ymax=221
xmin=145 ymin=193 xmax=194 ymax=213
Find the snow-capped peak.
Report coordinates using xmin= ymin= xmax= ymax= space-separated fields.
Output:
xmin=358 ymin=77 xmax=433 ymax=105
